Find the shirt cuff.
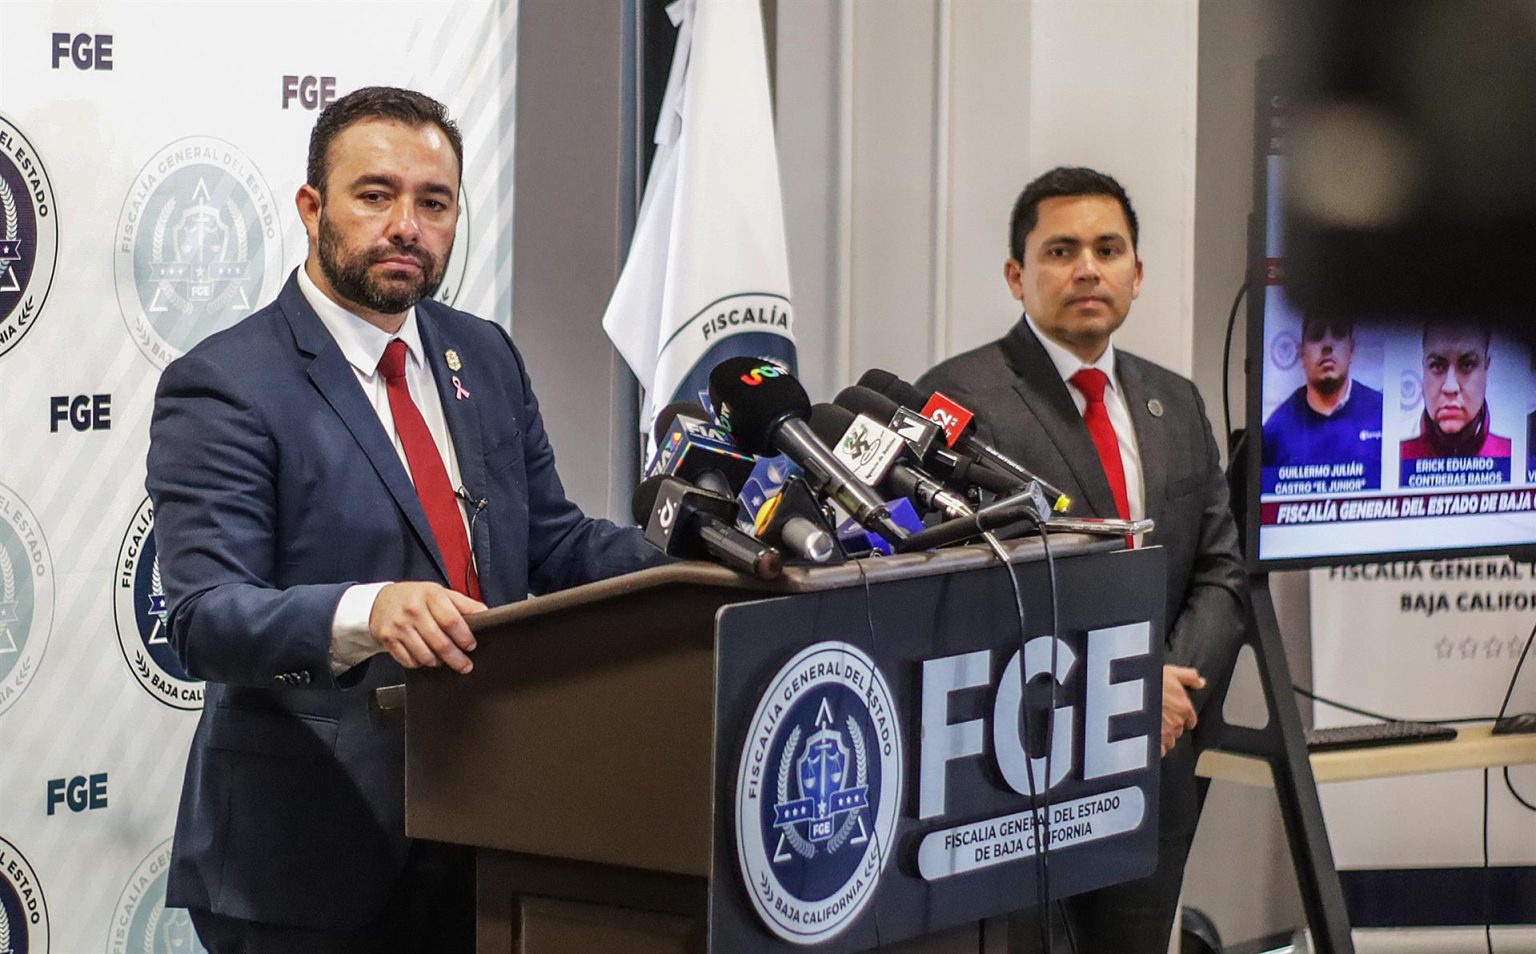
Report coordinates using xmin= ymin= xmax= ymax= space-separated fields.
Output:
xmin=330 ymin=582 xmax=389 ymax=675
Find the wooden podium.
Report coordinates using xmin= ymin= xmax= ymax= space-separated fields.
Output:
xmin=401 ymin=535 xmax=1169 ymax=954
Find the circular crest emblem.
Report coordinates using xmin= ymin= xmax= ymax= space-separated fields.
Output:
xmin=115 ymin=137 xmax=283 ymax=368
xmin=0 ymin=114 xmax=58 ymax=359
xmin=0 ymin=835 xmax=50 ymax=953
xmin=108 ymin=838 xmax=206 ymax=954
xmin=1399 ymin=368 xmax=1422 ymax=412
xmin=114 ymin=498 xmax=202 ymax=710
xmin=735 ymin=642 xmax=901 ymax=945
xmin=1269 ymin=328 xmax=1299 ymax=372
xmin=0 ymin=482 xmax=53 ymax=719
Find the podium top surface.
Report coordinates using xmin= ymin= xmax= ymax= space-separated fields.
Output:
xmin=469 ymin=532 xmax=1125 ymax=633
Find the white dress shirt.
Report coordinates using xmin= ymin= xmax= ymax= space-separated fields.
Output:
xmin=296 ymin=266 xmax=472 ymax=671
xmin=1024 ymin=314 xmax=1147 ymax=536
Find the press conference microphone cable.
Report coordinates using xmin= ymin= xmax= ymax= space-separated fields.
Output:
xmin=857 ymin=369 xmax=1073 ymax=513
xmin=807 ymin=403 xmax=975 ymax=520
xmin=631 ymin=475 xmax=783 ymax=580
xmin=890 ymin=483 xmax=1056 ymax=553
xmin=834 ymin=385 xmax=1024 ymax=496
xmin=707 ymin=357 xmax=909 ymax=543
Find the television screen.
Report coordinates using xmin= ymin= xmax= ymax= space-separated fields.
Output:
xmin=1245 ymin=67 xmax=1536 ymax=569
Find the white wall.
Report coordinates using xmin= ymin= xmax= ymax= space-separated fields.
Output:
xmin=778 ymin=0 xmax=1201 ymax=406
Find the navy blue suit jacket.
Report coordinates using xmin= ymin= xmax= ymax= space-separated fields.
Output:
xmin=147 ymin=272 xmax=665 ymax=928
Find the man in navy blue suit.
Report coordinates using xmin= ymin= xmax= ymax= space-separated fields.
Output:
xmin=147 ymin=87 xmax=666 ymax=953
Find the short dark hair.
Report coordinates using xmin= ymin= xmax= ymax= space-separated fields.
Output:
xmin=1008 ymin=166 xmax=1139 ymax=262
xmin=1422 ymin=320 xmax=1492 ymax=355
xmin=1301 ymin=313 xmax=1355 ymax=339
xmin=306 ymin=86 xmax=464 ymax=193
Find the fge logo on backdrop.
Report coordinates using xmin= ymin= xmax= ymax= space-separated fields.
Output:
xmin=116 ymin=137 xmax=282 ymax=368
xmin=0 ymin=483 xmax=54 ymax=719
xmin=0 ymin=114 xmax=58 ymax=359
xmin=114 ymin=498 xmax=202 ymax=710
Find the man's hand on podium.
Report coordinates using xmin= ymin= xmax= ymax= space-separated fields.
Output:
xmin=1162 ymin=665 xmax=1207 ymax=756
xmin=370 ymin=581 xmax=485 ymax=674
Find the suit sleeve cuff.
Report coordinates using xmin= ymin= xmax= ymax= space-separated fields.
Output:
xmin=330 ymin=582 xmax=388 ymax=675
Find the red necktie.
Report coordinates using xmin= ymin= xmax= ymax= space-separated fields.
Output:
xmin=378 ymin=339 xmax=482 ymax=600
xmin=1069 ymin=368 xmax=1131 ymax=526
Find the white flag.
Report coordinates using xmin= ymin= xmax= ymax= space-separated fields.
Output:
xmin=601 ymin=0 xmax=796 ymax=445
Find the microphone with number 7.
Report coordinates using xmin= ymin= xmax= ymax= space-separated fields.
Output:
xmin=708 ymin=357 xmax=910 ymax=542
xmin=857 ymin=369 xmax=1074 ymax=513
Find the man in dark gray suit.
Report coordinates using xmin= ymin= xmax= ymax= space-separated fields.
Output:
xmin=917 ymin=167 xmax=1246 ymax=953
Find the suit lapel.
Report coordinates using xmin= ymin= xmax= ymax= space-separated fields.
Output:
xmin=1116 ymin=354 xmax=1170 ymax=526
xmin=1000 ymin=321 xmax=1120 ymax=518
xmin=418 ymin=307 xmax=492 ymax=587
xmin=278 ymin=275 xmax=449 ymax=584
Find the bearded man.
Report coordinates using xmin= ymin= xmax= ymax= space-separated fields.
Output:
xmin=146 ymin=87 xmax=664 ymax=953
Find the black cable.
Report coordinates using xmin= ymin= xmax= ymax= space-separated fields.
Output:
xmin=1219 ymin=281 xmax=1249 ymax=448
xmin=852 ymin=557 xmax=889 ymax=952
xmin=994 ymin=536 xmax=1053 ymax=954
xmin=1484 ymin=613 xmax=1536 ymax=953
xmin=1502 ymin=766 xmax=1536 ymax=813
xmin=1037 ymin=523 xmax=1079 ymax=954
xmin=1292 ymin=685 xmax=1498 ymax=726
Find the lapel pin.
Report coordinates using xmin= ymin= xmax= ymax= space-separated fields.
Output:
xmin=452 ymin=375 xmax=471 ymax=401
xmin=1147 ymin=398 xmax=1164 ymax=418
xmin=445 ymin=349 xmax=462 ymax=372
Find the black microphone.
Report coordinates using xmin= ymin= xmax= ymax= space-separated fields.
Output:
xmin=808 ymin=403 xmax=975 ymax=520
xmin=454 ymin=486 xmax=489 ymax=514
xmin=645 ymin=401 xmax=756 ymax=496
xmin=833 ymin=385 xmax=1023 ymax=496
xmin=857 ymin=369 xmax=1073 ymax=513
xmin=707 ymin=357 xmax=909 ymax=542
xmin=631 ymin=475 xmax=783 ymax=580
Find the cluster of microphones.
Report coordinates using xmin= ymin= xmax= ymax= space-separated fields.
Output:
xmin=630 ymin=356 xmax=1146 ymax=580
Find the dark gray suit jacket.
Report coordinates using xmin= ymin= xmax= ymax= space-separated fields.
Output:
xmin=917 ymin=317 xmax=1246 ymax=838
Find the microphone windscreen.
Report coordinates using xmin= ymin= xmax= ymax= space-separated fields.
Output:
xmin=808 ymin=403 xmax=857 ymax=446
xmin=834 ymin=385 xmax=901 ymax=421
xmin=707 ymin=356 xmax=810 ymax=455
xmin=857 ymin=368 xmax=928 ymax=409
xmin=650 ymin=400 xmax=712 ymax=445
xmin=630 ymin=474 xmax=667 ymax=526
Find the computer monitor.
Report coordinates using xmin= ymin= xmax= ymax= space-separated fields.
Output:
xmin=1243 ymin=62 xmax=1536 ymax=570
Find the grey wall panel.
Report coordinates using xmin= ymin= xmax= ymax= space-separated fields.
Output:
xmin=513 ymin=0 xmax=637 ymax=522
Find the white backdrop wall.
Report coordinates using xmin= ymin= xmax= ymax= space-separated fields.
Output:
xmin=0 ymin=2 xmax=517 ymax=949
xmin=777 ymin=0 xmax=1202 ymax=408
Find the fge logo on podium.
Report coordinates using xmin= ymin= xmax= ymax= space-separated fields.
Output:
xmin=115 ymin=498 xmax=202 ymax=709
xmin=735 ymin=642 xmax=902 ymax=945
xmin=0 ymin=484 xmax=53 ymax=718
xmin=0 ymin=114 xmax=58 ymax=359
xmin=116 ymin=137 xmax=282 ymax=368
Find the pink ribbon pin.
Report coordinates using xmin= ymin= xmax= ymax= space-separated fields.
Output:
xmin=452 ymin=375 xmax=470 ymax=400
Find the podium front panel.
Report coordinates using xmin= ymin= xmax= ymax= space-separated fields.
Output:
xmin=709 ymin=545 xmax=1167 ymax=953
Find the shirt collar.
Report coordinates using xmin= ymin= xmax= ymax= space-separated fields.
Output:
xmin=1024 ymin=312 xmax=1119 ymax=390
xmin=297 ymin=263 xmax=423 ymax=377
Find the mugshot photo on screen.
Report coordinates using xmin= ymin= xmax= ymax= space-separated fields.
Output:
xmin=1398 ymin=320 xmax=1523 ymax=489
xmin=1260 ymin=304 xmax=1385 ymax=496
